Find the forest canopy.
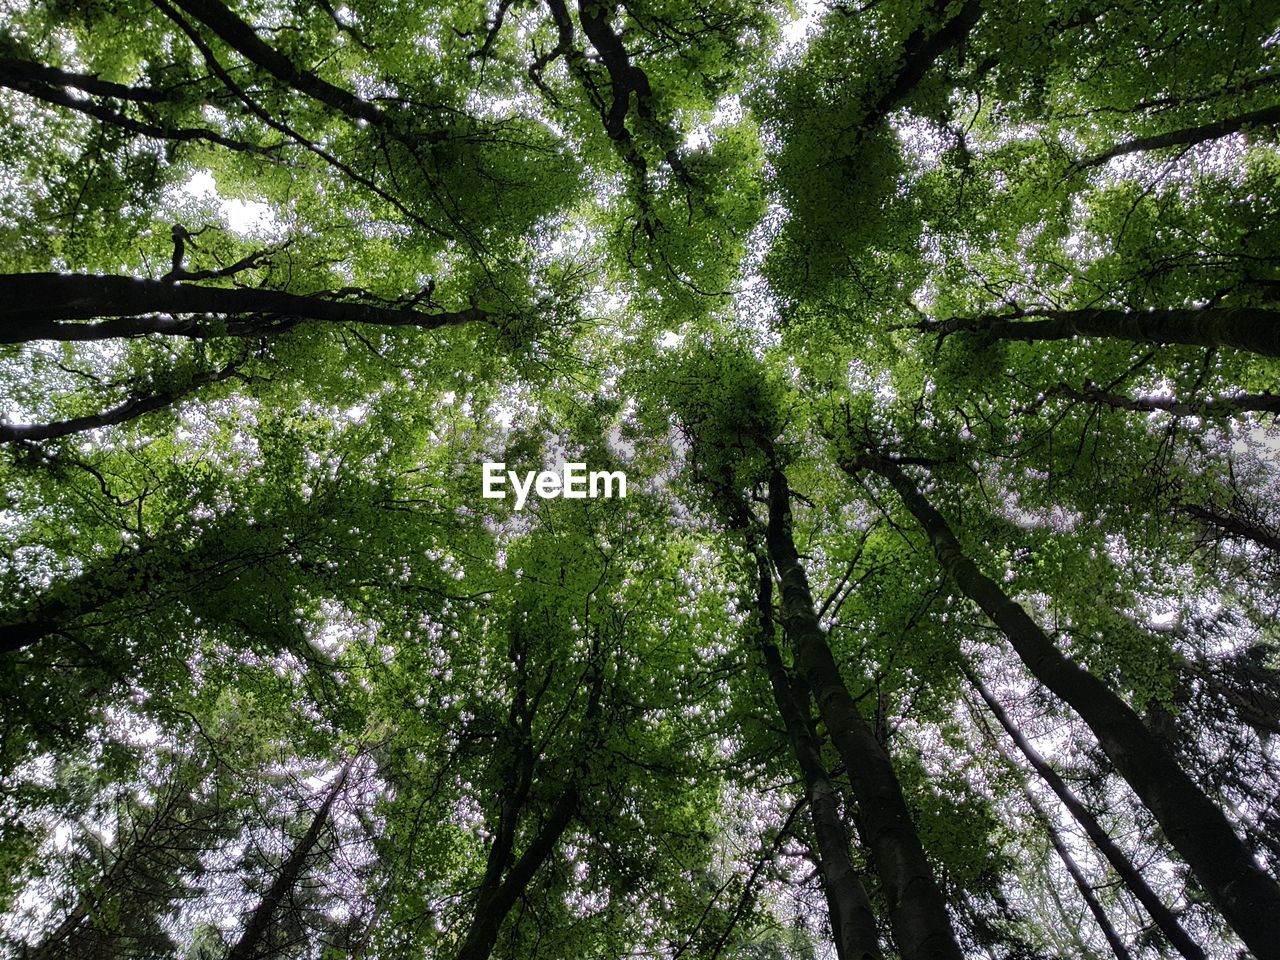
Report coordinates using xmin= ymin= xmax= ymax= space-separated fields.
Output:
xmin=1 ymin=0 xmax=1279 ymax=958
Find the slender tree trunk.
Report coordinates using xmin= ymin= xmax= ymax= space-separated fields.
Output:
xmin=227 ymin=755 xmax=355 ymax=960
xmin=862 ymin=455 xmax=1280 ymax=957
xmin=453 ymin=651 xmax=605 ymax=960
xmin=23 ymin=782 xmax=196 ymax=960
xmin=764 ymin=468 xmax=964 ymax=960
xmin=966 ymin=689 xmax=1143 ymax=960
xmin=751 ymin=549 xmax=882 ymax=960
xmin=1040 ymin=856 xmax=1104 ymax=960
xmin=861 ymin=0 xmax=982 ymax=130
xmin=1028 ymin=784 xmax=1134 ymax=960
xmin=0 ymin=273 xmax=485 ymax=344
xmin=965 ymin=668 xmax=1207 ymax=960
xmin=454 ymin=784 xmax=579 ymax=960
xmin=926 ymin=306 xmax=1280 ymax=358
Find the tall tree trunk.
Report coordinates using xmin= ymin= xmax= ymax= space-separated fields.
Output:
xmin=0 ymin=273 xmax=485 ymax=344
xmin=965 ymin=668 xmax=1207 ymax=960
xmin=861 ymin=0 xmax=983 ymax=131
xmin=227 ymin=755 xmax=355 ymax=960
xmin=764 ymin=468 xmax=964 ymax=960
xmin=861 ymin=455 xmax=1280 ymax=957
xmin=454 ymin=784 xmax=579 ymax=960
xmin=924 ymin=306 xmax=1280 ymax=358
xmin=966 ymin=690 xmax=1141 ymax=960
xmin=751 ymin=548 xmax=883 ymax=960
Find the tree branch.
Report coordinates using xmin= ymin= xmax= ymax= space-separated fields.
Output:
xmin=0 ymin=360 xmax=247 ymax=444
xmin=1075 ymin=104 xmax=1280 ymax=170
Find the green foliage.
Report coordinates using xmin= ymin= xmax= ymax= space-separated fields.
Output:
xmin=3 ymin=0 xmax=1279 ymax=957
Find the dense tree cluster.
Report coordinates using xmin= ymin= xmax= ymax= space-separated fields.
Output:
xmin=1 ymin=0 xmax=1278 ymax=957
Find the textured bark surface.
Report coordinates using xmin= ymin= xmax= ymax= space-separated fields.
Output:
xmin=928 ymin=307 xmax=1280 ymax=358
xmin=868 ymin=457 xmax=1280 ymax=958
xmin=765 ymin=469 xmax=964 ymax=960
xmin=0 ymin=273 xmax=485 ymax=343
xmin=753 ymin=551 xmax=882 ymax=960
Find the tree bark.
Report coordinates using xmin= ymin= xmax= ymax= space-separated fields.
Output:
xmin=926 ymin=306 xmax=1280 ymax=358
xmin=0 ymin=57 xmax=175 ymax=102
xmin=227 ymin=755 xmax=354 ymax=960
xmin=454 ymin=784 xmax=579 ymax=960
xmin=764 ymin=468 xmax=964 ymax=960
xmin=0 ymin=273 xmax=486 ymax=344
xmin=751 ymin=549 xmax=883 ymax=960
xmin=862 ymin=455 xmax=1280 ymax=958
xmin=964 ymin=674 xmax=1206 ymax=960
xmin=862 ymin=0 xmax=983 ymax=132
xmin=453 ymin=647 xmax=604 ymax=960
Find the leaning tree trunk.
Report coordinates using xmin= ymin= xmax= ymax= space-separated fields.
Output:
xmin=965 ymin=667 xmax=1206 ymax=960
xmin=453 ymin=784 xmax=579 ymax=960
xmin=764 ymin=468 xmax=964 ymax=960
xmin=1029 ymin=783 xmax=1133 ymax=960
xmin=227 ymin=755 xmax=355 ymax=960
xmin=862 ymin=455 xmax=1280 ymax=958
xmin=0 ymin=272 xmax=485 ymax=344
xmin=925 ymin=306 xmax=1280 ymax=358
xmin=966 ymin=690 xmax=1138 ymax=960
xmin=751 ymin=548 xmax=882 ymax=960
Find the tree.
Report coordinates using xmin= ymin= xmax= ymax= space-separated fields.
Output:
xmin=3 ymin=0 xmax=1279 ymax=957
